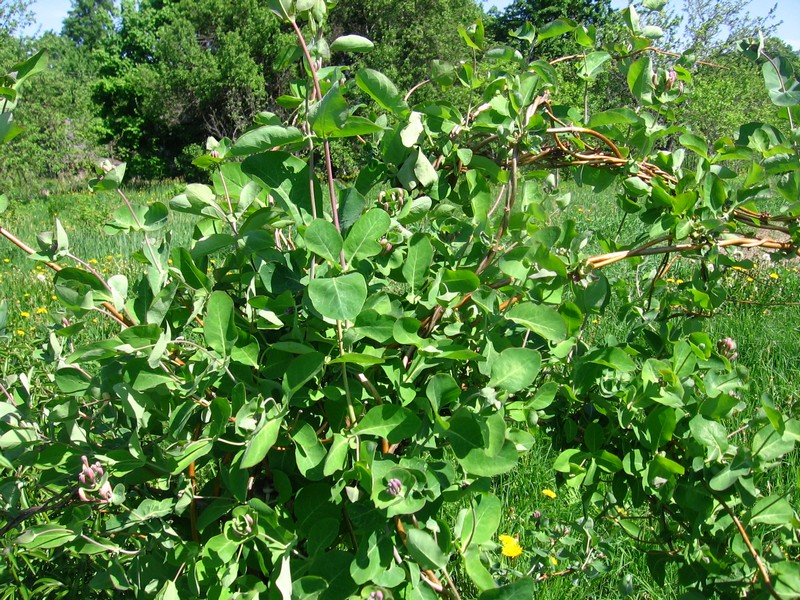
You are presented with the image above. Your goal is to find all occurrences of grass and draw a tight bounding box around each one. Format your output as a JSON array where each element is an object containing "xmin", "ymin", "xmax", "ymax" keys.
[{"xmin": 0, "ymin": 178, "xmax": 797, "ymax": 597}]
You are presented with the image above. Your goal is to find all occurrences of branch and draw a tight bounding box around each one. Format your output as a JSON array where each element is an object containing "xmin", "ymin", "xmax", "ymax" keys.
[
  {"xmin": 587, "ymin": 236, "xmax": 797, "ymax": 269},
  {"xmin": 708, "ymin": 488, "xmax": 782, "ymax": 600}
]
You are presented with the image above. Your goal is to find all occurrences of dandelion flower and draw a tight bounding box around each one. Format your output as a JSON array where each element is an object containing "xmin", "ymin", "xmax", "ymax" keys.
[
  {"xmin": 20, "ymin": 311, "xmax": 30, "ymax": 318},
  {"xmin": 36, "ymin": 308, "xmax": 47, "ymax": 314},
  {"xmin": 51, "ymin": 295, "xmax": 57, "ymax": 300},
  {"xmin": 2, "ymin": 258, "xmax": 9, "ymax": 263},
  {"xmin": 15, "ymin": 329, "xmax": 24, "ymax": 336},
  {"xmin": 88, "ymin": 259, "xmax": 98, "ymax": 264},
  {"xmin": 549, "ymin": 555, "xmax": 559, "ymax": 566},
  {"xmin": 769, "ymin": 272, "xmax": 779, "ymax": 279},
  {"xmin": 542, "ymin": 489, "xmax": 557, "ymax": 499},
  {"xmin": 499, "ymin": 534, "xmax": 523, "ymax": 558}
]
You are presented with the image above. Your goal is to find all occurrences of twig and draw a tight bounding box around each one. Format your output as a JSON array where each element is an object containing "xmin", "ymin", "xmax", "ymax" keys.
[{"xmin": 708, "ymin": 487, "xmax": 781, "ymax": 600}]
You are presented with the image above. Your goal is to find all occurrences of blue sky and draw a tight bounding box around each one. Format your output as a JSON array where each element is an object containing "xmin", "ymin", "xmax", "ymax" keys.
[{"xmin": 25, "ymin": 0, "xmax": 800, "ymax": 48}]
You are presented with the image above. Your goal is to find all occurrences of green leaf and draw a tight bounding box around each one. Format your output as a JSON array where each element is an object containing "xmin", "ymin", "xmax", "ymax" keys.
[
  {"xmin": 578, "ymin": 51, "xmax": 611, "ymax": 80},
  {"xmin": 406, "ymin": 528, "xmax": 448, "ymax": 570},
  {"xmin": 204, "ymin": 291, "xmax": 238, "ymax": 357},
  {"xmin": 352, "ymin": 405, "xmax": 422, "ymax": 443},
  {"xmin": 308, "ymin": 273, "xmax": 367, "ymax": 321},
  {"xmin": 304, "ymin": 219, "xmax": 343, "ymax": 265},
  {"xmin": 230, "ymin": 125, "xmax": 304, "ymax": 156},
  {"xmin": 293, "ymin": 422, "xmax": 327, "ymax": 479},
  {"xmin": 89, "ymin": 162, "xmax": 126, "ymax": 191},
  {"xmin": 402, "ymin": 233, "xmax": 434, "ymax": 295},
  {"xmin": 168, "ymin": 439, "xmax": 213, "ymax": 474},
  {"xmin": 241, "ymin": 412, "xmax": 282, "ymax": 469},
  {"xmin": 506, "ymin": 303, "xmax": 567, "ymax": 342},
  {"xmin": 355, "ymin": 68, "xmax": 409, "ymax": 116},
  {"xmin": 16, "ymin": 526, "xmax": 76, "ymax": 550},
  {"xmin": 644, "ymin": 405, "xmax": 677, "ymax": 449},
  {"xmin": 588, "ymin": 108, "xmax": 642, "ymax": 128},
  {"xmin": 488, "ymin": 348, "xmax": 542, "ymax": 393},
  {"xmin": 479, "ymin": 578, "xmax": 534, "ymax": 599},
  {"xmin": 343, "ymin": 208, "xmax": 390, "ymax": 262},
  {"xmin": 626, "ymin": 56, "xmax": 654, "ymax": 104},
  {"xmin": 330, "ymin": 35, "xmax": 374, "ymax": 53},
  {"xmin": 762, "ymin": 56, "xmax": 800, "ymax": 106},
  {"xmin": 54, "ymin": 267, "xmax": 111, "ymax": 310},
  {"xmin": 750, "ymin": 495, "xmax": 795, "ymax": 525},
  {"xmin": 285, "ymin": 352, "xmax": 325, "ymax": 392},
  {"xmin": 537, "ymin": 19, "xmax": 576, "ymax": 42},
  {"xmin": 325, "ymin": 116, "xmax": 385, "ymax": 138},
  {"xmin": 679, "ymin": 132, "xmax": 708, "ymax": 160},
  {"xmin": 398, "ymin": 148, "xmax": 438, "ymax": 191},
  {"xmin": 441, "ymin": 269, "xmax": 480, "ymax": 293},
  {"xmin": 459, "ymin": 493, "xmax": 502, "ymax": 546},
  {"xmin": 9, "ymin": 49, "xmax": 48, "ymax": 86},
  {"xmin": 309, "ymin": 82, "xmax": 349, "ymax": 137}
]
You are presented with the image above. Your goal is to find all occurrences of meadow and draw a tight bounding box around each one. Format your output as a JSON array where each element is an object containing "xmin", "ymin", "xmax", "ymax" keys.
[{"xmin": 1, "ymin": 177, "xmax": 797, "ymax": 598}]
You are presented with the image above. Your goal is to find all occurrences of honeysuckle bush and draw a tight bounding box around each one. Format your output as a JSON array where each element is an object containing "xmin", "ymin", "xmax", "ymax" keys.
[{"xmin": 1, "ymin": 1, "xmax": 799, "ymax": 598}]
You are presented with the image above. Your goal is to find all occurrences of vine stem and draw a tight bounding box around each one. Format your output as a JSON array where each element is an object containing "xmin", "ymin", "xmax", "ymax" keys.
[
  {"xmin": 289, "ymin": 17, "xmax": 345, "ymax": 267},
  {"xmin": 217, "ymin": 168, "xmax": 239, "ymax": 235},
  {"xmin": 709, "ymin": 488, "xmax": 782, "ymax": 600},
  {"xmin": 337, "ymin": 320, "xmax": 357, "ymax": 427}
]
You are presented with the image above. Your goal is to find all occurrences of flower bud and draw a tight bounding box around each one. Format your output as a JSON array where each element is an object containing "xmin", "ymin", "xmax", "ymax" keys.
[
  {"xmin": 717, "ymin": 337, "xmax": 738, "ymax": 360},
  {"xmin": 386, "ymin": 478, "xmax": 402, "ymax": 497}
]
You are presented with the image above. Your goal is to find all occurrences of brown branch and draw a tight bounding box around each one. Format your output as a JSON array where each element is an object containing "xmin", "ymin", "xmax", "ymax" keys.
[
  {"xmin": 546, "ymin": 126, "xmax": 623, "ymax": 159},
  {"xmin": 709, "ymin": 488, "xmax": 782, "ymax": 600},
  {"xmin": 587, "ymin": 236, "xmax": 797, "ymax": 269}
]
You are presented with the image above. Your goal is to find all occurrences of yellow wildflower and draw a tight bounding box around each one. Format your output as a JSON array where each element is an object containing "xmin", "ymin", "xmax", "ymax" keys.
[
  {"xmin": 542, "ymin": 489, "xmax": 557, "ymax": 499},
  {"xmin": 769, "ymin": 272, "xmax": 779, "ymax": 279},
  {"xmin": 498, "ymin": 534, "xmax": 523, "ymax": 559},
  {"xmin": 746, "ymin": 277, "xmax": 754, "ymax": 282},
  {"xmin": 15, "ymin": 329, "xmax": 24, "ymax": 336},
  {"xmin": 36, "ymin": 308, "xmax": 47, "ymax": 314},
  {"xmin": 676, "ymin": 278, "xmax": 684, "ymax": 284},
  {"xmin": 88, "ymin": 258, "xmax": 98, "ymax": 264},
  {"xmin": 549, "ymin": 555, "xmax": 559, "ymax": 566},
  {"xmin": 51, "ymin": 295, "xmax": 57, "ymax": 300},
  {"xmin": 105, "ymin": 255, "xmax": 113, "ymax": 260},
  {"xmin": 19, "ymin": 311, "xmax": 30, "ymax": 318},
  {"xmin": 2, "ymin": 258, "xmax": 9, "ymax": 263}
]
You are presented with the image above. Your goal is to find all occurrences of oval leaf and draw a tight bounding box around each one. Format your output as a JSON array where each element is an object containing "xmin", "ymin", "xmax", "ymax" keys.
[{"xmin": 308, "ymin": 273, "xmax": 367, "ymax": 321}]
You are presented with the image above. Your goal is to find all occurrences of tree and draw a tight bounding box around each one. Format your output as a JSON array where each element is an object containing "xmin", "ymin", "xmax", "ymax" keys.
[
  {"xmin": 62, "ymin": 0, "xmax": 117, "ymax": 50},
  {"xmin": 327, "ymin": 0, "xmax": 483, "ymax": 93},
  {"xmin": 641, "ymin": 0, "xmax": 779, "ymax": 56},
  {"xmin": 0, "ymin": 33, "xmax": 107, "ymax": 188},
  {"xmin": 0, "ymin": 0, "xmax": 32, "ymax": 34},
  {"xmin": 92, "ymin": 0, "xmax": 294, "ymax": 178}
]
